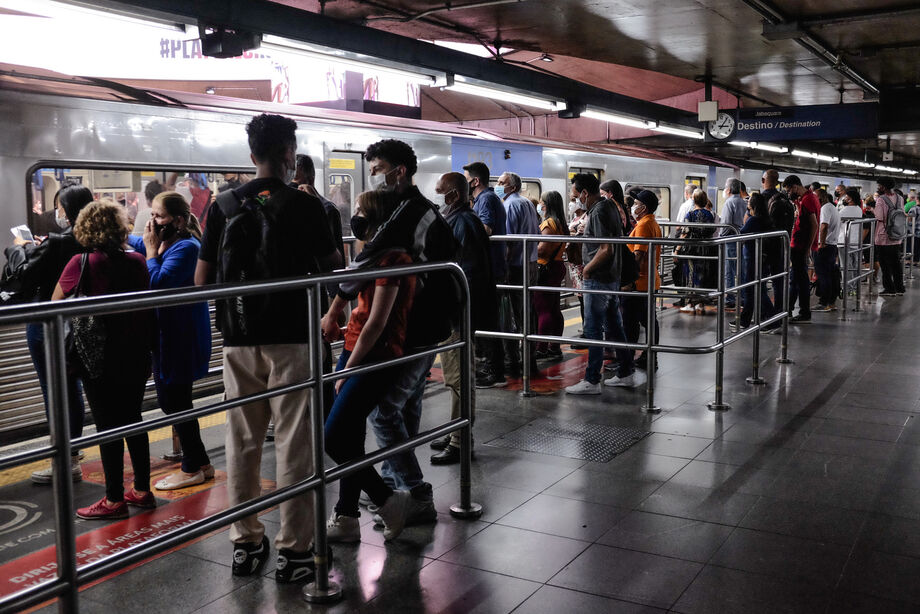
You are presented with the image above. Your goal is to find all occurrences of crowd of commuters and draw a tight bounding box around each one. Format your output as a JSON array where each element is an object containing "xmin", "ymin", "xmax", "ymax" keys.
[{"xmin": 5, "ymin": 110, "xmax": 915, "ymax": 586}]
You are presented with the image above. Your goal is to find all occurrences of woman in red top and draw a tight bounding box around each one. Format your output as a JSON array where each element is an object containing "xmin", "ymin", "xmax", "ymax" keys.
[
  {"xmin": 320, "ymin": 190, "xmax": 417, "ymax": 542},
  {"xmin": 55, "ymin": 200, "xmax": 156, "ymax": 520}
]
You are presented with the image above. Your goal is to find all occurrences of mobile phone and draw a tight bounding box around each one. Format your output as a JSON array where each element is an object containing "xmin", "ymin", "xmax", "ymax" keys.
[{"xmin": 11, "ymin": 225, "xmax": 33, "ymax": 242}]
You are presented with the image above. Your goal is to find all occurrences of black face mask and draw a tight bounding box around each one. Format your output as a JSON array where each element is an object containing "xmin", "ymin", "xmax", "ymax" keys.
[
  {"xmin": 153, "ymin": 221, "xmax": 178, "ymax": 241},
  {"xmin": 351, "ymin": 215, "xmax": 370, "ymax": 241}
]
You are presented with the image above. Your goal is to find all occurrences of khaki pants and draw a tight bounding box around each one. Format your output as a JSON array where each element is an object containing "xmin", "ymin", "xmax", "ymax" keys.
[
  {"xmin": 224, "ymin": 344, "xmax": 314, "ymax": 552},
  {"xmin": 439, "ymin": 331, "xmax": 475, "ymax": 448}
]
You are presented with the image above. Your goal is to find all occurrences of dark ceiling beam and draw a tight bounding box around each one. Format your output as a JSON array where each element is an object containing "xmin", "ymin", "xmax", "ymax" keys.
[
  {"xmin": 67, "ymin": 0, "xmax": 698, "ymax": 128},
  {"xmin": 741, "ymin": 0, "xmax": 880, "ymax": 97},
  {"xmin": 798, "ymin": 5, "xmax": 920, "ymax": 28}
]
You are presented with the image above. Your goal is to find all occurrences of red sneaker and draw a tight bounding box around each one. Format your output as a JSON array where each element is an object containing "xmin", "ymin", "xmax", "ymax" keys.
[
  {"xmin": 124, "ymin": 489, "xmax": 156, "ymax": 509},
  {"xmin": 76, "ymin": 498, "xmax": 128, "ymax": 520}
]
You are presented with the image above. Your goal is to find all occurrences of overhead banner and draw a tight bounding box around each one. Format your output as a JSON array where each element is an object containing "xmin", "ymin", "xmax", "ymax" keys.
[{"xmin": 733, "ymin": 103, "xmax": 878, "ymax": 141}]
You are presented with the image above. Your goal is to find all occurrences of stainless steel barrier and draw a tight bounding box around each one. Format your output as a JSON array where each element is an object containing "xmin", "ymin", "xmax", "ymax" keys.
[
  {"xmin": 485, "ymin": 229, "xmax": 791, "ymax": 412},
  {"xmin": 904, "ymin": 215, "xmax": 916, "ymax": 281},
  {"xmin": 0, "ymin": 261, "xmax": 480, "ymax": 613},
  {"xmin": 840, "ymin": 218, "xmax": 878, "ymax": 319}
]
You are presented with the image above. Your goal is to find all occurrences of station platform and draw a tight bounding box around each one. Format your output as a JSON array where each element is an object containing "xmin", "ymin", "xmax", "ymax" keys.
[{"xmin": 5, "ymin": 287, "xmax": 920, "ymax": 613}]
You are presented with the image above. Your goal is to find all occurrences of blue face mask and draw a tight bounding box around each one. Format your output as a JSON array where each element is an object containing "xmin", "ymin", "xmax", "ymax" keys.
[{"xmin": 494, "ymin": 185, "xmax": 505, "ymax": 199}]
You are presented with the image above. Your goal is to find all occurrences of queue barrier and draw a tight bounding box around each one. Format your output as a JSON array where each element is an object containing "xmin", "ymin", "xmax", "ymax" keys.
[
  {"xmin": 482, "ymin": 229, "xmax": 792, "ymax": 413},
  {"xmin": 904, "ymin": 215, "xmax": 916, "ymax": 281},
  {"xmin": 0, "ymin": 261, "xmax": 480, "ymax": 613},
  {"xmin": 840, "ymin": 217, "xmax": 878, "ymax": 318}
]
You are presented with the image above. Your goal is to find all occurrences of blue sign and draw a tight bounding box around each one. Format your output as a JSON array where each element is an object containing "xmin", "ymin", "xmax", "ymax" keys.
[
  {"xmin": 734, "ymin": 103, "xmax": 878, "ymax": 141},
  {"xmin": 451, "ymin": 137, "xmax": 543, "ymax": 178}
]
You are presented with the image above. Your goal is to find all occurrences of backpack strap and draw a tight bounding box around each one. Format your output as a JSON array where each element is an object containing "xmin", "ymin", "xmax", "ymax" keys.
[{"xmin": 216, "ymin": 189, "xmax": 244, "ymax": 219}]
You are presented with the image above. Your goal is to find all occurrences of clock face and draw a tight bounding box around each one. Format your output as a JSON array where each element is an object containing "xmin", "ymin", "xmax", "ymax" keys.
[{"xmin": 708, "ymin": 112, "xmax": 735, "ymax": 139}]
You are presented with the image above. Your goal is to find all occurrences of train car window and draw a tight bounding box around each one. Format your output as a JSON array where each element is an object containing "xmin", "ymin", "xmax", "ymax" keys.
[
  {"xmin": 567, "ymin": 167, "xmax": 604, "ymax": 182},
  {"xmin": 624, "ymin": 185, "xmax": 671, "ymax": 221},
  {"xmin": 328, "ymin": 174, "xmax": 354, "ymax": 222},
  {"xmin": 27, "ymin": 168, "xmax": 252, "ymax": 237}
]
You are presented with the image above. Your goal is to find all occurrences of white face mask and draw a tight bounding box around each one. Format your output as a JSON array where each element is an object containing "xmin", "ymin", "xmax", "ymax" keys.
[
  {"xmin": 431, "ymin": 193, "xmax": 446, "ymax": 209},
  {"xmin": 56, "ymin": 209, "xmax": 70, "ymax": 228},
  {"xmin": 368, "ymin": 173, "xmax": 387, "ymax": 191},
  {"xmin": 567, "ymin": 201, "xmax": 578, "ymax": 216},
  {"xmin": 537, "ymin": 204, "xmax": 546, "ymax": 218},
  {"xmin": 631, "ymin": 204, "xmax": 645, "ymax": 219}
]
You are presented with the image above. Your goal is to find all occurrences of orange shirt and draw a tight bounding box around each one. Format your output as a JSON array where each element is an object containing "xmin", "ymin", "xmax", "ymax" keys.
[
  {"xmin": 628, "ymin": 215, "xmax": 662, "ymax": 291},
  {"xmin": 537, "ymin": 218, "xmax": 565, "ymax": 265},
  {"xmin": 344, "ymin": 251, "xmax": 416, "ymax": 360}
]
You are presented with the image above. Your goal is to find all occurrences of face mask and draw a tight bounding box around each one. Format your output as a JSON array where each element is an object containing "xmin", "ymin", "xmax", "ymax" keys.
[
  {"xmin": 537, "ymin": 205, "xmax": 546, "ymax": 218},
  {"xmin": 431, "ymin": 193, "xmax": 446, "ymax": 210},
  {"xmin": 578, "ymin": 193, "xmax": 587, "ymax": 207},
  {"xmin": 368, "ymin": 168, "xmax": 396, "ymax": 192},
  {"xmin": 494, "ymin": 185, "xmax": 506, "ymax": 199},
  {"xmin": 56, "ymin": 209, "xmax": 70, "ymax": 229},
  {"xmin": 567, "ymin": 201, "xmax": 578, "ymax": 216},
  {"xmin": 631, "ymin": 205, "xmax": 644, "ymax": 219},
  {"xmin": 154, "ymin": 221, "xmax": 178, "ymax": 241},
  {"xmin": 468, "ymin": 179, "xmax": 477, "ymax": 193},
  {"xmin": 350, "ymin": 215, "xmax": 370, "ymax": 241}
]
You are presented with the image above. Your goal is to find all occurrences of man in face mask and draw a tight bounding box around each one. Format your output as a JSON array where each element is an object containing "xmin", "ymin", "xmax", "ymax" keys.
[{"xmin": 429, "ymin": 173, "xmax": 499, "ymax": 463}]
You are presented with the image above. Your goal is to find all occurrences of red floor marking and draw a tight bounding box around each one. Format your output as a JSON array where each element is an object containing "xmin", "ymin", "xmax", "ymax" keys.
[{"xmin": 79, "ymin": 455, "xmax": 228, "ymax": 500}]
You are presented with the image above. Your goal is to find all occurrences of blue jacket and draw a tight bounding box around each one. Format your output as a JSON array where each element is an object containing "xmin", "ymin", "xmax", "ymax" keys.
[
  {"xmin": 473, "ymin": 187, "xmax": 508, "ymax": 280},
  {"xmin": 503, "ymin": 192, "xmax": 540, "ymax": 268},
  {"xmin": 127, "ymin": 235, "xmax": 212, "ymax": 385}
]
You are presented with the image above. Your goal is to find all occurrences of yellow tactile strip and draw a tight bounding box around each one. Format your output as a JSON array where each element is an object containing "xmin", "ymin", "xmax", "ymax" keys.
[{"xmin": 0, "ymin": 412, "xmax": 226, "ymax": 487}]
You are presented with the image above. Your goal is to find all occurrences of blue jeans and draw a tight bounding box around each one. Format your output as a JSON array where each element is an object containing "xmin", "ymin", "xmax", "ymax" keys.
[
  {"xmin": 725, "ymin": 243, "xmax": 738, "ymax": 305},
  {"xmin": 26, "ymin": 322, "xmax": 86, "ymax": 443},
  {"xmin": 368, "ymin": 354, "xmax": 434, "ymax": 492},
  {"xmin": 326, "ymin": 350, "xmax": 400, "ymax": 517},
  {"xmin": 584, "ymin": 278, "xmax": 632, "ymax": 384}
]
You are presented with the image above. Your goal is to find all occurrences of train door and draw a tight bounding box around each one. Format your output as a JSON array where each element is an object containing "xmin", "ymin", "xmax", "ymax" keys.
[
  {"xmin": 326, "ymin": 151, "xmax": 365, "ymax": 245},
  {"xmin": 685, "ymin": 175, "xmax": 705, "ymax": 193}
]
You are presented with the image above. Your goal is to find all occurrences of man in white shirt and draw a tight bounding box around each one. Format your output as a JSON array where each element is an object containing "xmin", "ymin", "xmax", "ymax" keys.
[
  {"xmin": 814, "ymin": 196, "xmax": 842, "ymax": 311},
  {"xmin": 838, "ymin": 188, "xmax": 864, "ymax": 293},
  {"xmin": 671, "ymin": 184, "xmax": 696, "ymax": 306}
]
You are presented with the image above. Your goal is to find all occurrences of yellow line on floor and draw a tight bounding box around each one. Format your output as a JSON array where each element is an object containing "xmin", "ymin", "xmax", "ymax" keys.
[{"xmin": 0, "ymin": 412, "xmax": 226, "ymax": 487}]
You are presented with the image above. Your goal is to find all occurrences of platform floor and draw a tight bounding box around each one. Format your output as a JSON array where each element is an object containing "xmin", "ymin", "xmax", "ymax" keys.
[{"xmin": 7, "ymin": 281, "xmax": 920, "ymax": 613}]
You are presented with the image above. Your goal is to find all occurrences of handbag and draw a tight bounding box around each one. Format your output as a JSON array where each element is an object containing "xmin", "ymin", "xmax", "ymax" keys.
[
  {"xmin": 66, "ymin": 253, "xmax": 106, "ymax": 379},
  {"xmin": 564, "ymin": 241, "xmax": 583, "ymax": 266}
]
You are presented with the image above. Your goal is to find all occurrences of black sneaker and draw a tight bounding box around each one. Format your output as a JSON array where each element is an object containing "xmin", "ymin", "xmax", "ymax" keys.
[
  {"xmin": 475, "ymin": 373, "xmax": 507, "ymax": 389},
  {"xmin": 790, "ymin": 314, "xmax": 811, "ymax": 323},
  {"xmin": 232, "ymin": 536, "xmax": 269, "ymax": 577},
  {"xmin": 275, "ymin": 546, "xmax": 333, "ymax": 584}
]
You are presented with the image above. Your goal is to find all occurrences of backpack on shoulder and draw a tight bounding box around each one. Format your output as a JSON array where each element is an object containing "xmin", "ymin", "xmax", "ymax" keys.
[
  {"xmin": 768, "ymin": 193, "xmax": 796, "ymax": 235},
  {"xmin": 214, "ymin": 188, "xmax": 291, "ymax": 340},
  {"xmin": 880, "ymin": 194, "xmax": 908, "ymax": 242}
]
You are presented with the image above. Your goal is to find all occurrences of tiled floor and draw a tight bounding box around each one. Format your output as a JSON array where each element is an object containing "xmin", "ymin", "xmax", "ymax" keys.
[{"xmin": 31, "ymin": 285, "xmax": 920, "ymax": 612}]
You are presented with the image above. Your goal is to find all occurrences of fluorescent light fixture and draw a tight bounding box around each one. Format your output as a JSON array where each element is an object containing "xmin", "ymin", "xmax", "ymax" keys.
[
  {"xmin": 539, "ymin": 54, "xmax": 554, "ymax": 62},
  {"xmin": 904, "ymin": 170, "xmax": 918, "ymax": 175},
  {"xmin": 875, "ymin": 165, "xmax": 904, "ymax": 173},
  {"xmin": 261, "ymin": 36, "xmax": 439, "ymax": 85},
  {"xmin": 791, "ymin": 149, "xmax": 838, "ymax": 162},
  {"xmin": 840, "ymin": 158, "xmax": 875, "ymax": 168},
  {"xmin": 729, "ymin": 141, "xmax": 752, "ymax": 147},
  {"xmin": 582, "ymin": 109, "xmax": 656, "ymax": 129},
  {"xmin": 652, "ymin": 124, "xmax": 704, "ymax": 139},
  {"xmin": 752, "ymin": 142, "xmax": 788, "ymax": 153},
  {"xmin": 444, "ymin": 81, "xmax": 562, "ymax": 110}
]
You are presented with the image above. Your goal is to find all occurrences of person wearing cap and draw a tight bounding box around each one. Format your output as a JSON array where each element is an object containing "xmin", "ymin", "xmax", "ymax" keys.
[{"xmin": 621, "ymin": 190, "xmax": 662, "ymax": 375}]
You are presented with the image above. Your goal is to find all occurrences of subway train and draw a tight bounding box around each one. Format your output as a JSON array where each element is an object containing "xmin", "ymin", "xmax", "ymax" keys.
[{"xmin": 0, "ymin": 74, "xmax": 909, "ymax": 442}]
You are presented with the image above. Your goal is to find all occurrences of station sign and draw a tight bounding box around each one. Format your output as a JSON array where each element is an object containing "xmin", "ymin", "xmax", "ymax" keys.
[{"xmin": 716, "ymin": 103, "xmax": 879, "ymax": 142}]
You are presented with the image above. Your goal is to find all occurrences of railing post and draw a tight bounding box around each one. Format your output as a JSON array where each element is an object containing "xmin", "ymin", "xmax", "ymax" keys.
[
  {"xmin": 709, "ymin": 242, "xmax": 731, "ymax": 411},
  {"xmin": 841, "ymin": 223, "xmax": 850, "ymax": 320},
  {"xmin": 520, "ymin": 238, "xmax": 535, "ymax": 397},
  {"xmin": 451, "ymin": 266, "xmax": 483, "ymax": 519},
  {"xmin": 868, "ymin": 219, "xmax": 877, "ymax": 297},
  {"xmin": 776, "ymin": 235, "xmax": 793, "ymax": 364},
  {"xmin": 45, "ymin": 316, "xmax": 78, "ymax": 614},
  {"xmin": 303, "ymin": 285, "xmax": 341, "ymax": 604},
  {"xmin": 733, "ymin": 233, "xmax": 741, "ymax": 329},
  {"xmin": 747, "ymin": 237, "xmax": 765, "ymax": 385},
  {"xmin": 908, "ymin": 216, "xmax": 916, "ymax": 280},
  {"xmin": 642, "ymin": 238, "xmax": 660, "ymax": 413}
]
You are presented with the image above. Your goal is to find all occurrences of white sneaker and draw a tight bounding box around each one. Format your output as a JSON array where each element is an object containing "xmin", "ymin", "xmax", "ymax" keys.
[
  {"xmin": 604, "ymin": 370, "xmax": 648, "ymax": 388},
  {"xmin": 376, "ymin": 490, "xmax": 412, "ymax": 541},
  {"xmin": 31, "ymin": 460, "xmax": 82, "ymax": 484},
  {"xmin": 679, "ymin": 304, "xmax": 695, "ymax": 313},
  {"xmin": 325, "ymin": 512, "xmax": 361, "ymax": 543},
  {"xmin": 565, "ymin": 380, "xmax": 602, "ymax": 395}
]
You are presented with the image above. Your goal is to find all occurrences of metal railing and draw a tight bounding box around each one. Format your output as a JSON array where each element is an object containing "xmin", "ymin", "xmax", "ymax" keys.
[
  {"xmin": 904, "ymin": 215, "xmax": 916, "ymax": 280},
  {"xmin": 840, "ymin": 217, "xmax": 877, "ymax": 318},
  {"xmin": 483, "ymin": 229, "xmax": 791, "ymax": 412},
  {"xmin": 0, "ymin": 262, "xmax": 480, "ymax": 613}
]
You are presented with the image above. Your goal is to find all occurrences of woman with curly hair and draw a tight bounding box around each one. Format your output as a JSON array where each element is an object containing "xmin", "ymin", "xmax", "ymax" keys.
[{"xmin": 53, "ymin": 199, "xmax": 156, "ymax": 520}]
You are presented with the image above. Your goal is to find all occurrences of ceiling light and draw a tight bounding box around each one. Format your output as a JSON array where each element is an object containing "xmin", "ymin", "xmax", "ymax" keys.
[
  {"xmin": 875, "ymin": 165, "xmax": 904, "ymax": 173},
  {"xmin": 539, "ymin": 54, "xmax": 554, "ymax": 62},
  {"xmin": 729, "ymin": 141, "xmax": 753, "ymax": 147},
  {"xmin": 652, "ymin": 124, "xmax": 704, "ymax": 139},
  {"xmin": 444, "ymin": 81, "xmax": 562, "ymax": 110},
  {"xmin": 791, "ymin": 149, "xmax": 838, "ymax": 162},
  {"xmin": 261, "ymin": 36, "xmax": 439, "ymax": 85},
  {"xmin": 8, "ymin": 0, "xmax": 190, "ymax": 32},
  {"xmin": 903, "ymin": 170, "xmax": 918, "ymax": 175},
  {"xmin": 582, "ymin": 109, "xmax": 656, "ymax": 129},
  {"xmin": 204, "ymin": 86, "xmax": 216, "ymax": 95},
  {"xmin": 840, "ymin": 159, "xmax": 875, "ymax": 168},
  {"xmin": 752, "ymin": 143, "xmax": 788, "ymax": 153}
]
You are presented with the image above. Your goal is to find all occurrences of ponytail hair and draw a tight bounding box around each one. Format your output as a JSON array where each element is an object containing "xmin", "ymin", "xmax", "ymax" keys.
[{"xmin": 152, "ymin": 191, "xmax": 201, "ymax": 240}]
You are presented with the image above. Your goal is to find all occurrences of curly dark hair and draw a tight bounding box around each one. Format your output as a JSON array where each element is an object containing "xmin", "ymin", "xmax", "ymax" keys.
[
  {"xmin": 246, "ymin": 113, "xmax": 297, "ymax": 162},
  {"xmin": 365, "ymin": 139, "xmax": 418, "ymax": 177},
  {"xmin": 74, "ymin": 199, "xmax": 130, "ymax": 253}
]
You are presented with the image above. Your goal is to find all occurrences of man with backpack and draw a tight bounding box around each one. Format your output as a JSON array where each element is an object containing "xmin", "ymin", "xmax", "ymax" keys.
[
  {"xmin": 874, "ymin": 176, "xmax": 907, "ymax": 296},
  {"xmin": 195, "ymin": 113, "xmax": 342, "ymax": 583}
]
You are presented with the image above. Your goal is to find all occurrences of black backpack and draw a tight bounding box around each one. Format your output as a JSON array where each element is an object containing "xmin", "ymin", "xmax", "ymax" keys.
[
  {"xmin": 214, "ymin": 188, "xmax": 293, "ymax": 340},
  {"xmin": 768, "ymin": 193, "xmax": 796, "ymax": 235}
]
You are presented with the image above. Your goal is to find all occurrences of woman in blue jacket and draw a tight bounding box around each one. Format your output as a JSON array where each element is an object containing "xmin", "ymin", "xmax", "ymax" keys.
[{"xmin": 128, "ymin": 191, "xmax": 213, "ymax": 489}]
